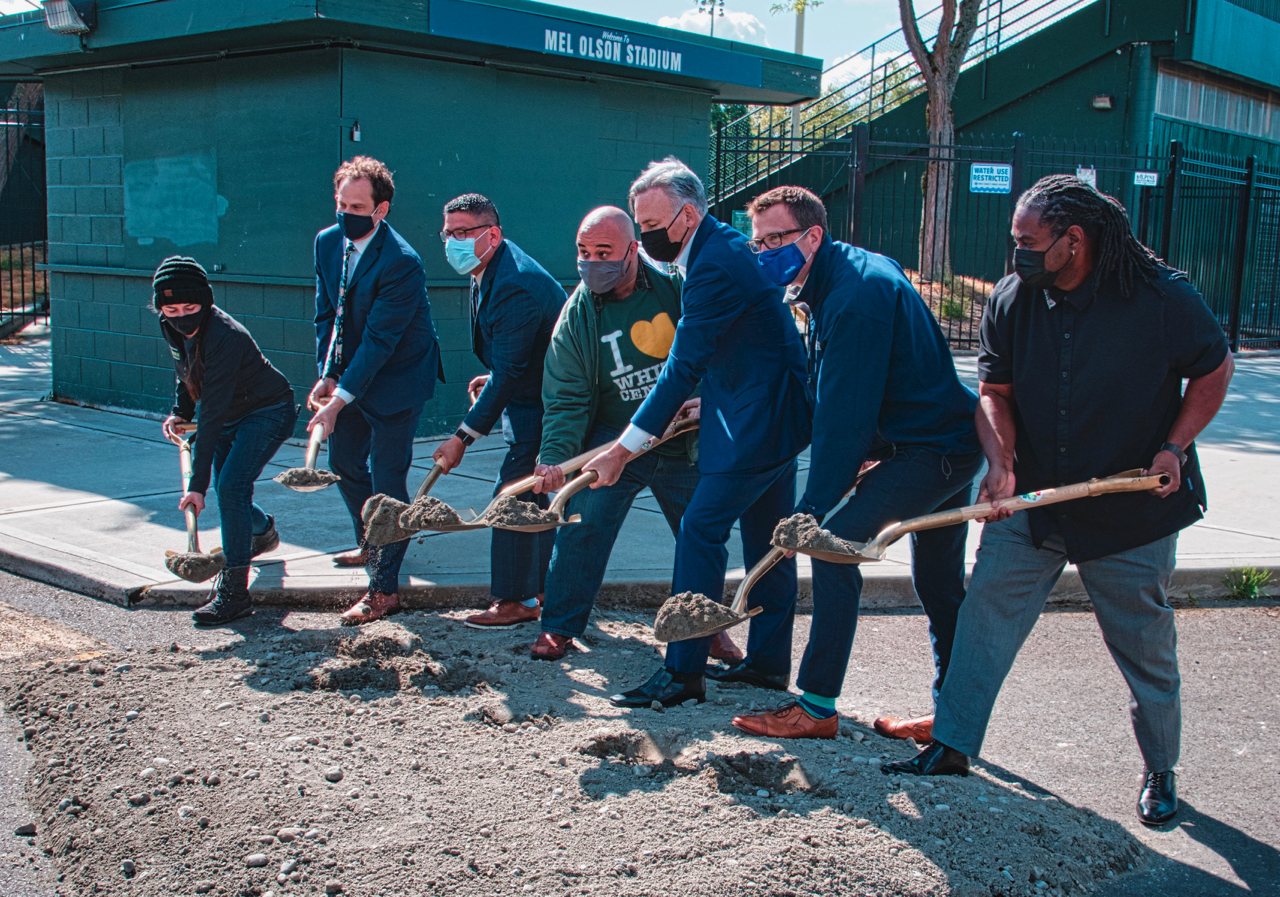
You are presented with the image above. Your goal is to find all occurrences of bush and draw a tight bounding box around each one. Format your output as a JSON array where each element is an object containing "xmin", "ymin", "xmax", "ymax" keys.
[{"xmin": 1222, "ymin": 567, "xmax": 1273, "ymax": 600}]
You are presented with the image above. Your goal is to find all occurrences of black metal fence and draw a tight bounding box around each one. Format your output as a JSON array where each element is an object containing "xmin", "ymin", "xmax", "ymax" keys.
[
  {"xmin": 0, "ymin": 84, "xmax": 48, "ymax": 339},
  {"xmin": 710, "ymin": 126, "xmax": 1280, "ymax": 351}
]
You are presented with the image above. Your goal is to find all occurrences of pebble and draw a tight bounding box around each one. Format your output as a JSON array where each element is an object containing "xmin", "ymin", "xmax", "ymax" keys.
[
  {"xmin": 277, "ymin": 827, "xmax": 304, "ymax": 842},
  {"xmin": 21, "ymin": 727, "xmax": 35, "ymax": 740},
  {"xmin": 633, "ymin": 765, "xmax": 652, "ymax": 778},
  {"xmin": 116, "ymin": 664, "xmax": 131, "ymax": 673},
  {"xmin": 121, "ymin": 859, "xmax": 136, "ymax": 877},
  {"xmin": 409, "ymin": 759, "xmax": 421, "ymax": 770},
  {"xmin": 88, "ymin": 662, "xmax": 106, "ymax": 675},
  {"xmin": 324, "ymin": 766, "xmax": 344, "ymax": 783},
  {"xmin": 177, "ymin": 806, "xmax": 197, "ymax": 819},
  {"xmin": 650, "ymin": 700, "xmax": 664, "ymax": 712},
  {"xmin": 935, "ymin": 804, "xmax": 951, "ymax": 811},
  {"xmin": 260, "ymin": 712, "xmax": 271, "ymax": 723},
  {"xmin": 280, "ymin": 859, "xmax": 298, "ymax": 874},
  {"xmin": 13, "ymin": 823, "xmax": 36, "ymax": 836},
  {"xmin": 127, "ymin": 792, "xmax": 150, "ymax": 806},
  {"xmin": 842, "ymin": 801, "xmax": 857, "ymax": 812},
  {"xmin": 125, "ymin": 711, "xmax": 139, "ymax": 722},
  {"xmin": 195, "ymin": 883, "xmax": 215, "ymax": 894},
  {"xmin": 215, "ymin": 701, "xmax": 235, "ymax": 711},
  {"xmin": 139, "ymin": 767, "xmax": 156, "ymax": 779},
  {"xmin": 756, "ymin": 789, "xmax": 770, "ymax": 798},
  {"xmin": 325, "ymin": 883, "xmax": 343, "ymax": 895},
  {"xmin": 45, "ymin": 758, "xmax": 64, "ymax": 768},
  {"xmin": 245, "ymin": 853, "xmax": 269, "ymax": 868}
]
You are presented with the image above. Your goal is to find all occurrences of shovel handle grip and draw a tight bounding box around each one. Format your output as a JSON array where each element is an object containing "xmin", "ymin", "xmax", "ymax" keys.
[
  {"xmin": 305, "ymin": 421, "xmax": 327, "ymax": 470},
  {"xmin": 414, "ymin": 463, "xmax": 446, "ymax": 502}
]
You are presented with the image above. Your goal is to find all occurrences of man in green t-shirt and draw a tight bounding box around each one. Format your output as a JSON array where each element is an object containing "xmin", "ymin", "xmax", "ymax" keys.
[{"xmin": 527, "ymin": 206, "xmax": 741, "ymax": 663}]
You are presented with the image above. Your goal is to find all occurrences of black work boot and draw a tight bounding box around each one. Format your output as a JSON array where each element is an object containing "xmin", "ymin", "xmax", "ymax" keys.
[
  {"xmin": 192, "ymin": 565, "xmax": 253, "ymax": 626},
  {"xmin": 251, "ymin": 515, "xmax": 280, "ymax": 558}
]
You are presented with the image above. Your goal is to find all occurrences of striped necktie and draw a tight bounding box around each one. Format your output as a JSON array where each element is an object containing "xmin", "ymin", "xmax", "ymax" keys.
[{"xmin": 322, "ymin": 242, "xmax": 356, "ymax": 379}]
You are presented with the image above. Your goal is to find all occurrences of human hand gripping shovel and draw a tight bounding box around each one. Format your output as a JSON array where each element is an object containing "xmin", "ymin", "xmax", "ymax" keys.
[
  {"xmin": 163, "ymin": 424, "xmax": 226, "ymax": 583},
  {"xmin": 274, "ymin": 412, "xmax": 340, "ymax": 493},
  {"xmin": 773, "ymin": 469, "xmax": 1170, "ymax": 564}
]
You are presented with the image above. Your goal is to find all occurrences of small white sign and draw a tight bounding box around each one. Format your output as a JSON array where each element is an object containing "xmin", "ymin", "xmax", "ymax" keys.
[
  {"xmin": 1134, "ymin": 171, "xmax": 1159, "ymax": 187},
  {"xmin": 1075, "ymin": 166, "xmax": 1097, "ymax": 187},
  {"xmin": 970, "ymin": 163, "xmax": 1013, "ymax": 194}
]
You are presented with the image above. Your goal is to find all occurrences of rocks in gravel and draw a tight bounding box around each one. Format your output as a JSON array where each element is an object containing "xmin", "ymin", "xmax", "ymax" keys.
[
  {"xmin": 325, "ymin": 883, "xmax": 344, "ymax": 895},
  {"xmin": 203, "ymin": 773, "xmax": 221, "ymax": 787},
  {"xmin": 120, "ymin": 859, "xmax": 136, "ymax": 877},
  {"xmin": 13, "ymin": 822, "xmax": 36, "ymax": 836},
  {"xmin": 126, "ymin": 792, "xmax": 150, "ymax": 806},
  {"xmin": 195, "ymin": 883, "xmax": 215, "ymax": 894},
  {"xmin": 280, "ymin": 859, "xmax": 298, "ymax": 874},
  {"xmin": 277, "ymin": 827, "xmax": 304, "ymax": 842},
  {"xmin": 245, "ymin": 853, "xmax": 269, "ymax": 867},
  {"xmin": 324, "ymin": 766, "xmax": 344, "ymax": 783}
]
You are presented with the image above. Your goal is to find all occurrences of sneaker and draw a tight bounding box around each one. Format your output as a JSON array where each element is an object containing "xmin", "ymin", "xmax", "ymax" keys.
[{"xmin": 251, "ymin": 515, "xmax": 280, "ymax": 559}]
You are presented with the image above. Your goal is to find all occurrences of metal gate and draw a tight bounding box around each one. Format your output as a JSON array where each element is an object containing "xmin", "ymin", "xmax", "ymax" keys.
[{"xmin": 0, "ymin": 83, "xmax": 48, "ymax": 339}]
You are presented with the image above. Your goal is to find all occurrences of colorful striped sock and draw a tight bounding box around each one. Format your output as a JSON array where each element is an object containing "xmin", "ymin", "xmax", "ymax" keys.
[{"xmin": 798, "ymin": 692, "xmax": 837, "ymax": 719}]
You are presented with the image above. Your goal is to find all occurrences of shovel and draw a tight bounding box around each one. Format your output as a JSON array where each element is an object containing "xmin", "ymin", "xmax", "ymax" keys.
[
  {"xmin": 163, "ymin": 424, "xmax": 226, "ymax": 583},
  {"xmin": 274, "ymin": 419, "xmax": 339, "ymax": 492},
  {"xmin": 775, "ymin": 469, "xmax": 1171, "ymax": 564}
]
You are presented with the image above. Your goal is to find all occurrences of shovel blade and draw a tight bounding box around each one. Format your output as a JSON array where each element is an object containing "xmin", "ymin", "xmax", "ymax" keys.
[
  {"xmin": 654, "ymin": 606, "xmax": 761, "ymax": 643},
  {"xmin": 782, "ymin": 543, "xmax": 883, "ymax": 564},
  {"xmin": 164, "ymin": 551, "xmax": 226, "ymax": 583},
  {"xmin": 491, "ymin": 513, "xmax": 582, "ymax": 533}
]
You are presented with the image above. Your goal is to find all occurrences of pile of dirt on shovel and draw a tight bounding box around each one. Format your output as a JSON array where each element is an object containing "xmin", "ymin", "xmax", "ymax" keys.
[
  {"xmin": 773, "ymin": 513, "xmax": 860, "ymax": 555},
  {"xmin": 163, "ymin": 552, "xmax": 224, "ymax": 583},
  {"xmin": 361, "ymin": 494, "xmax": 415, "ymax": 545},
  {"xmin": 482, "ymin": 495, "xmax": 561, "ymax": 527},
  {"xmin": 399, "ymin": 496, "xmax": 464, "ymax": 530},
  {"xmin": 653, "ymin": 591, "xmax": 742, "ymax": 642},
  {"xmin": 274, "ymin": 467, "xmax": 340, "ymax": 488}
]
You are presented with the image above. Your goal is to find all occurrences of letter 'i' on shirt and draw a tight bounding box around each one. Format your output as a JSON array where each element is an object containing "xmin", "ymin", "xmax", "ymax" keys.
[{"xmin": 596, "ymin": 284, "xmax": 683, "ymax": 453}]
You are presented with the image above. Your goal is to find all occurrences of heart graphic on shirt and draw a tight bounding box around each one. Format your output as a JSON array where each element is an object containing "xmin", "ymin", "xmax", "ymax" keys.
[{"xmin": 630, "ymin": 312, "xmax": 676, "ymax": 359}]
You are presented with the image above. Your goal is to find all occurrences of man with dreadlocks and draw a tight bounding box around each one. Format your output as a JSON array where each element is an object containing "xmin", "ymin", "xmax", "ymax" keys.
[{"xmin": 884, "ymin": 175, "xmax": 1233, "ymax": 828}]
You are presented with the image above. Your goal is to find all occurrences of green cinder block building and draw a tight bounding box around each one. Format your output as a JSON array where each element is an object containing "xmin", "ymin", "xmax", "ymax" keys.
[{"xmin": 0, "ymin": 0, "xmax": 820, "ymax": 432}]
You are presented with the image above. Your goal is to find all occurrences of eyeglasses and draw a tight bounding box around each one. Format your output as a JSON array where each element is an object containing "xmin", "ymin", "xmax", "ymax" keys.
[
  {"xmin": 747, "ymin": 229, "xmax": 803, "ymax": 253},
  {"xmin": 439, "ymin": 224, "xmax": 493, "ymax": 243}
]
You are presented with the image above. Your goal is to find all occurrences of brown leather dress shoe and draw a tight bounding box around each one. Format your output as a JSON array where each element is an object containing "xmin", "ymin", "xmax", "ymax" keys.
[
  {"xmin": 530, "ymin": 632, "xmax": 572, "ymax": 660},
  {"xmin": 732, "ymin": 701, "xmax": 838, "ymax": 740},
  {"xmin": 465, "ymin": 599, "xmax": 541, "ymax": 629},
  {"xmin": 710, "ymin": 630, "xmax": 745, "ymax": 664},
  {"xmin": 340, "ymin": 591, "xmax": 400, "ymax": 626},
  {"xmin": 874, "ymin": 714, "xmax": 934, "ymax": 744},
  {"xmin": 333, "ymin": 546, "xmax": 370, "ymax": 568}
]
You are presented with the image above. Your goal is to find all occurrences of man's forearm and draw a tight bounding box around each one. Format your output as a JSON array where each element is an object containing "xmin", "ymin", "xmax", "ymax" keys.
[
  {"xmin": 1168, "ymin": 353, "xmax": 1234, "ymax": 449},
  {"xmin": 976, "ymin": 391, "xmax": 1017, "ymax": 471}
]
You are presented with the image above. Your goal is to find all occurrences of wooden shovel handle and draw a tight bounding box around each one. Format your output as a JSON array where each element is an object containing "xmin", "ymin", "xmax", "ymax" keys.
[
  {"xmin": 876, "ymin": 471, "xmax": 1170, "ymax": 545},
  {"xmin": 305, "ymin": 422, "xmax": 326, "ymax": 470},
  {"xmin": 414, "ymin": 463, "xmax": 446, "ymax": 502}
]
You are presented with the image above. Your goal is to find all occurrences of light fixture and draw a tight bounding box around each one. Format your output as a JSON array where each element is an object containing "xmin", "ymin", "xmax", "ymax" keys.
[
  {"xmin": 41, "ymin": 0, "xmax": 95, "ymax": 35},
  {"xmin": 1090, "ymin": 94, "xmax": 1113, "ymax": 110}
]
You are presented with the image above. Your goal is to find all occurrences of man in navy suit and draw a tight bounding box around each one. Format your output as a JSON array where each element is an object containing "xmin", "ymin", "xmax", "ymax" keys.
[
  {"xmin": 432, "ymin": 194, "xmax": 567, "ymax": 628},
  {"xmin": 730, "ymin": 186, "xmax": 981, "ymax": 740},
  {"xmin": 308, "ymin": 156, "xmax": 444, "ymax": 626},
  {"xmin": 585, "ymin": 158, "xmax": 813, "ymax": 708}
]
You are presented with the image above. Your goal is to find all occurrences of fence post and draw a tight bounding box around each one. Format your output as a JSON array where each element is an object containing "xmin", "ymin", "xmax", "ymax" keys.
[
  {"xmin": 713, "ymin": 127, "xmax": 724, "ymax": 219},
  {"xmin": 1227, "ymin": 154, "xmax": 1257, "ymax": 352},
  {"xmin": 1160, "ymin": 139, "xmax": 1183, "ymax": 265},
  {"xmin": 848, "ymin": 123, "xmax": 870, "ymax": 246},
  {"xmin": 1005, "ymin": 131, "xmax": 1027, "ymax": 276}
]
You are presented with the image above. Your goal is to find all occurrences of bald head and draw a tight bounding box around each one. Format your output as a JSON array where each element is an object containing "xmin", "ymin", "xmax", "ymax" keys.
[
  {"xmin": 576, "ymin": 206, "xmax": 640, "ymax": 298},
  {"xmin": 578, "ymin": 206, "xmax": 635, "ymax": 246}
]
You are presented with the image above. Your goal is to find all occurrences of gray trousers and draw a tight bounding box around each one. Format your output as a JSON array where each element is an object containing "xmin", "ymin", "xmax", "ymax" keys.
[{"xmin": 933, "ymin": 510, "xmax": 1181, "ymax": 772}]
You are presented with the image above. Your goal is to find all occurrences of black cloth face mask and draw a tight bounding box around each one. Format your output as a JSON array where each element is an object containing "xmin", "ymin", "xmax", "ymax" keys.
[
  {"xmin": 165, "ymin": 310, "xmax": 204, "ymax": 336},
  {"xmin": 640, "ymin": 207, "xmax": 689, "ymax": 263},
  {"xmin": 1013, "ymin": 232, "xmax": 1067, "ymax": 290},
  {"xmin": 337, "ymin": 211, "xmax": 376, "ymax": 241}
]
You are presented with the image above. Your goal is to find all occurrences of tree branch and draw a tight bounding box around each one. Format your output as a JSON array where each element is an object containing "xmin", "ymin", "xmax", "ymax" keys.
[
  {"xmin": 898, "ymin": 0, "xmax": 938, "ymax": 88},
  {"xmin": 943, "ymin": 0, "xmax": 982, "ymax": 90},
  {"xmin": 934, "ymin": 0, "xmax": 957, "ymax": 70}
]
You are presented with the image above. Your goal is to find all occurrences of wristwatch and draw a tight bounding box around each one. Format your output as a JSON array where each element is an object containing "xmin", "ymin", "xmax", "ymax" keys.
[
  {"xmin": 1159, "ymin": 442, "xmax": 1187, "ymax": 466},
  {"xmin": 454, "ymin": 428, "xmax": 475, "ymax": 447}
]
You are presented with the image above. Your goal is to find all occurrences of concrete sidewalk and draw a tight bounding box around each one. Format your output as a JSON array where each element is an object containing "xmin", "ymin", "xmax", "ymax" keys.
[{"xmin": 2, "ymin": 324, "xmax": 1278, "ymax": 609}]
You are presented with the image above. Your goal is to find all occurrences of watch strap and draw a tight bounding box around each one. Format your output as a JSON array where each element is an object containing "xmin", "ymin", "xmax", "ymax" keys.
[
  {"xmin": 1159, "ymin": 442, "xmax": 1187, "ymax": 466},
  {"xmin": 455, "ymin": 428, "xmax": 475, "ymax": 447}
]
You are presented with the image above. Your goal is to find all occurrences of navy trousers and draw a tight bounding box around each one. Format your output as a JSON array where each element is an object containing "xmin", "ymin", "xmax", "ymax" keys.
[
  {"xmin": 491, "ymin": 403, "xmax": 554, "ymax": 601},
  {"xmin": 664, "ymin": 458, "xmax": 799, "ymax": 677},
  {"xmin": 328, "ymin": 399, "xmax": 423, "ymax": 595},
  {"xmin": 795, "ymin": 446, "xmax": 984, "ymax": 701}
]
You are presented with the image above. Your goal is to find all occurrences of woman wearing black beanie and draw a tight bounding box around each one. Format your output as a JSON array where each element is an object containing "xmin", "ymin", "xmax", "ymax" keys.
[{"xmin": 155, "ymin": 256, "xmax": 298, "ymax": 625}]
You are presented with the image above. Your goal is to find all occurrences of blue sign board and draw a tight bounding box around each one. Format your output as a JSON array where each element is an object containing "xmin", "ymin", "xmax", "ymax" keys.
[
  {"xmin": 430, "ymin": 0, "xmax": 764, "ymax": 88},
  {"xmin": 969, "ymin": 163, "xmax": 1013, "ymax": 194}
]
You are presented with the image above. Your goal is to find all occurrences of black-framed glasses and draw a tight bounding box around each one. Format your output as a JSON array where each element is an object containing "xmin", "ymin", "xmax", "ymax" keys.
[
  {"xmin": 439, "ymin": 224, "xmax": 493, "ymax": 243},
  {"xmin": 747, "ymin": 229, "xmax": 803, "ymax": 253}
]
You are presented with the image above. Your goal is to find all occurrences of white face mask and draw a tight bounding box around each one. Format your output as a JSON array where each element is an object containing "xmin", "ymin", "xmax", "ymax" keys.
[{"xmin": 446, "ymin": 236, "xmax": 488, "ymax": 275}]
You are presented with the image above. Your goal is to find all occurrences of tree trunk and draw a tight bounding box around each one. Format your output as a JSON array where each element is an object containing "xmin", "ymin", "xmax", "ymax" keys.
[{"xmin": 920, "ymin": 99, "xmax": 955, "ymax": 282}]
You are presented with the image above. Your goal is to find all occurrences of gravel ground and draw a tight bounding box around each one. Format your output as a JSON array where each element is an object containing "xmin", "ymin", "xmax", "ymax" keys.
[{"xmin": 0, "ymin": 571, "xmax": 1275, "ymax": 897}]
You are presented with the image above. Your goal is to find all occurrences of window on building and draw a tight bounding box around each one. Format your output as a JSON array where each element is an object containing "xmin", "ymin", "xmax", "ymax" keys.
[{"xmin": 1156, "ymin": 64, "xmax": 1280, "ymax": 142}]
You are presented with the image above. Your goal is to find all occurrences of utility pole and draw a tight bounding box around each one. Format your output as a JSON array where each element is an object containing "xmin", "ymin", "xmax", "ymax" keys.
[
  {"xmin": 698, "ymin": 0, "xmax": 725, "ymax": 38},
  {"xmin": 791, "ymin": 6, "xmax": 805, "ymax": 151}
]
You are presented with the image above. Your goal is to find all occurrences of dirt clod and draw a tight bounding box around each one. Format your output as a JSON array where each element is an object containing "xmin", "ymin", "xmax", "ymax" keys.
[
  {"xmin": 653, "ymin": 592, "xmax": 744, "ymax": 642},
  {"xmin": 772, "ymin": 513, "xmax": 860, "ymax": 555},
  {"xmin": 398, "ymin": 496, "xmax": 464, "ymax": 530},
  {"xmin": 163, "ymin": 552, "xmax": 224, "ymax": 583},
  {"xmin": 273, "ymin": 467, "xmax": 340, "ymax": 488},
  {"xmin": 481, "ymin": 495, "xmax": 560, "ymax": 527},
  {"xmin": 361, "ymin": 495, "xmax": 415, "ymax": 545}
]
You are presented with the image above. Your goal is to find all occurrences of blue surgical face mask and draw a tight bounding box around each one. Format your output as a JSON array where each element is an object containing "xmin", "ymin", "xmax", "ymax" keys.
[
  {"xmin": 446, "ymin": 235, "xmax": 493, "ymax": 275},
  {"xmin": 756, "ymin": 228, "xmax": 813, "ymax": 286}
]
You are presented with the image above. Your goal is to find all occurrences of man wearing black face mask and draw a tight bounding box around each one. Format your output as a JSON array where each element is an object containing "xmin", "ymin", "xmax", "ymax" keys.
[
  {"xmin": 525, "ymin": 206, "xmax": 737, "ymax": 661},
  {"xmin": 885, "ymin": 175, "xmax": 1233, "ymax": 831},
  {"xmin": 309, "ymin": 156, "xmax": 444, "ymax": 625}
]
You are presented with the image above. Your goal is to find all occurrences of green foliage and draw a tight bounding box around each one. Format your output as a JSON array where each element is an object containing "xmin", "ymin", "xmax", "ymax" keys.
[
  {"xmin": 711, "ymin": 103, "xmax": 750, "ymax": 133},
  {"xmin": 1223, "ymin": 567, "xmax": 1274, "ymax": 600},
  {"xmin": 0, "ymin": 255, "xmax": 11, "ymax": 271},
  {"xmin": 938, "ymin": 297, "xmax": 967, "ymax": 320},
  {"xmin": 769, "ymin": 0, "xmax": 823, "ymax": 14}
]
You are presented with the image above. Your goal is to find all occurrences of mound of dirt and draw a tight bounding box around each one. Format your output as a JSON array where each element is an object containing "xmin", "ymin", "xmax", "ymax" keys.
[
  {"xmin": 361, "ymin": 495, "xmax": 414, "ymax": 545},
  {"xmin": 273, "ymin": 467, "xmax": 340, "ymax": 488},
  {"xmin": 163, "ymin": 552, "xmax": 224, "ymax": 583},
  {"xmin": 337, "ymin": 621, "xmax": 422, "ymax": 659},
  {"xmin": 398, "ymin": 496, "xmax": 464, "ymax": 530},
  {"xmin": 707, "ymin": 750, "xmax": 819, "ymax": 796},
  {"xmin": 772, "ymin": 513, "xmax": 860, "ymax": 555},
  {"xmin": 482, "ymin": 495, "xmax": 560, "ymax": 527},
  {"xmin": 653, "ymin": 592, "xmax": 742, "ymax": 642}
]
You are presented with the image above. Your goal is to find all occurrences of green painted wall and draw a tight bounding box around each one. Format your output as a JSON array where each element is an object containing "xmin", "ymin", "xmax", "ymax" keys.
[{"xmin": 46, "ymin": 47, "xmax": 711, "ymax": 434}]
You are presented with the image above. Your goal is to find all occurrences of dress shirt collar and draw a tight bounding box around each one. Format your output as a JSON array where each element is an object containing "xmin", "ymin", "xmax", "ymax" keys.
[
  {"xmin": 674, "ymin": 234, "xmax": 693, "ymax": 278},
  {"xmin": 346, "ymin": 220, "xmax": 381, "ymax": 258}
]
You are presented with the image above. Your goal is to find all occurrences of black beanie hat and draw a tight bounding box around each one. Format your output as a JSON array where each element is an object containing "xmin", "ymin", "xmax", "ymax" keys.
[{"xmin": 153, "ymin": 256, "xmax": 214, "ymax": 311}]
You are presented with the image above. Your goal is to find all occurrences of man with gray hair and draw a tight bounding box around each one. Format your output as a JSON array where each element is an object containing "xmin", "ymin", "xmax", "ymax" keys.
[{"xmin": 585, "ymin": 158, "xmax": 813, "ymax": 708}]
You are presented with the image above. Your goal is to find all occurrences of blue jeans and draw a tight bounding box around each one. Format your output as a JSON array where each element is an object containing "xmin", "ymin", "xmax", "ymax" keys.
[
  {"xmin": 934, "ymin": 511, "xmax": 1180, "ymax": 771},
  {"xmin": 210, "ymin": 402, "xmax": 297, "ymax": 568},
  {"xmin": 329, "ymin": 399, "xmax": 423, "ymax": 595},
  {"xmin": 795, "ymin": 446, "xmax": 984, "ymax": 701},
  {"xmin": 541, "ymin": 433, "xmax": 700, "ymax": 638},
  {"xmin": 664, "ymin": 458, "xmax": 800, "ymax": 677}
]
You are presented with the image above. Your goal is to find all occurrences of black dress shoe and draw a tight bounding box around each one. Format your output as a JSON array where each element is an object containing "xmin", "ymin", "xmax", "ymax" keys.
[
  {"xmin": 609, "ymin": 667, "xmax": 705, "ymax": 709},
  {"xmin": 881, "ymin": 740, "xmax": 970, "ymax": 777},
  {"xmin": 1137, "ymin": 769, "xmax": 1178, "ymax": 826},
  {"xmin": 704, "ymin": 660, "xmax": 789, "ymax": 691}
]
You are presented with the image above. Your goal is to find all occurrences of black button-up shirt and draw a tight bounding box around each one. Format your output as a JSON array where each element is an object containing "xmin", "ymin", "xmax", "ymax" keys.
[{"xmin": 979, "ymin": 266, "xmax": 1229, "ymax": 562}]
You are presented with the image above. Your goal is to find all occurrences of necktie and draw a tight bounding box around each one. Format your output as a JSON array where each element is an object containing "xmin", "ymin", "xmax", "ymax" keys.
[
  {"xmin": 469, "ymin": 278, "xmax": 482, "ymax": 356},
  {"xmin": 322, "ymin": 242, "xmax": 356, "ymax": 380}
]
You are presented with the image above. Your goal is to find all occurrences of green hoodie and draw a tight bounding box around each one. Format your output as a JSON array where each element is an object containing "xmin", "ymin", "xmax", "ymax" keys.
[{"xmin": 539, "ymin": 260, "xmax": 697, "ymax": 467}]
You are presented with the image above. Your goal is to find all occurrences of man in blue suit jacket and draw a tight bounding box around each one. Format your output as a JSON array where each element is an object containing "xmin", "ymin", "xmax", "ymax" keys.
[
  {"xmin": 586, "ymin": 158, "xmax": 812, "ymax": 708},
  {"xmin": 308, "ymin": 156, "xmax": 443, "ymax": 626},
  {"xmin": 432, "ymin": 194, "xmax": 567, "ymax": 627},
  {"xmin": 730, "ymin": 186, "xmax": 982, "ymax": 740}
]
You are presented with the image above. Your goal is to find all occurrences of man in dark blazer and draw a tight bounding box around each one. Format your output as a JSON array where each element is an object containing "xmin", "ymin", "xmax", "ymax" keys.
[
  {"xmin": 585, "ymin": 158, "xmax": 812, "ymax": 708},
  {"xmin": 433, "ymin": 194, "xmax": 567, "ymax": 628},
  {"xmin": 308, "ymin": 156, "xmax": 443, "ymax": 626},
  {"xmin": 730, "ymin": 186, "xmax": 982, "ymax": 740}
]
